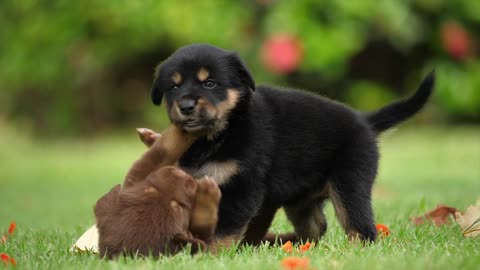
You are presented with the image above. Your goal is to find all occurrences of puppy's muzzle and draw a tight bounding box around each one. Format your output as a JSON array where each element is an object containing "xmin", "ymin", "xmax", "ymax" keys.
[{"xmin": 178, "ymin": 98, "xmax": 197, "ymax": 116}]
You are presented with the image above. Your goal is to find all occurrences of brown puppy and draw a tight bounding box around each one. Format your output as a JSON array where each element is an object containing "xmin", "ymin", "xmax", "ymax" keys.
[
  {"xmin": 130, "ymin": 127, "xmax": 221, "ymax": 243},
  {"xmin": 95, "ymin": 126, "xmax": 221, "ymax": 259}
]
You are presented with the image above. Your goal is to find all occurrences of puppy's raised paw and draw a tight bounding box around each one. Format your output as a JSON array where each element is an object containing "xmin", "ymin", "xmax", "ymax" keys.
[
  {"xmin": 197, "ymin": 176, "xmax": 221, "ymax": 204},
  {"xmin": 190, "ymin": 176, "xmax": 221, "ymax": 241},
  {"xmin": 136, "ymin": 128, "xmax": 162, "ymax": 147}
]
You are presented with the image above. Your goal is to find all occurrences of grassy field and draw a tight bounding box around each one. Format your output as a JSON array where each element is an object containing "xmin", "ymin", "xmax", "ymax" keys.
[{"xmin": 0, "ymin": 125, "xmax": 479, "ymax": 270}]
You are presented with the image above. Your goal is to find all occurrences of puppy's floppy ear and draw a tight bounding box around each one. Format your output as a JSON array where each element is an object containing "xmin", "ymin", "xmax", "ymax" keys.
[
  {"xmin": 151, "ymin": 64, "xmax": 164, "ymax": 105},
  {"xmin": 228, "ymin": 53, "xmax": 255, "ymax": 91},
  {"xmin": 94, "ymin": 184, "xmax": 121, "ymax": 220}
]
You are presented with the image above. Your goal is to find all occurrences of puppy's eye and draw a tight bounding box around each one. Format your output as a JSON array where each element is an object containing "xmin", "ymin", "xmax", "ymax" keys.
[
  {"xmin": 169, "ymin": 85, "xmax": 179, "ymax": 90},
  {"xmin": 203, "ymin": 80, "xmax": 217, "ymax": 89}
]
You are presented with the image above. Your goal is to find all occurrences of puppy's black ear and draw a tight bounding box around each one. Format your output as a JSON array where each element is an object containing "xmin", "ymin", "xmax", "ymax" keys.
[
  {"xmin": 228, "ymin": 53, "xmax": 255, "ymax": 91},
  {"xmin": 151, "ymin": 64, "xmax": 164, "ymax": 105}
]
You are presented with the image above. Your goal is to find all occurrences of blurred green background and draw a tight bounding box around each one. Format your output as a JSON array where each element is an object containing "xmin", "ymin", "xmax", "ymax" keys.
[
  {"xmin": 0, "ymin": 3, "xmax": 479, "ymax": 269},
  {"xmin": 1, "ymin": 0, "xmax": 479, "ymax": 136}
]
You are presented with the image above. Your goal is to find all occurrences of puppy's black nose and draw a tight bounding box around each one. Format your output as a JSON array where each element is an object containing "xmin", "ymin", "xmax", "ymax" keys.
[{"xmin": 178, "ymin": 99, "xmax": 197, "ymax": 116}]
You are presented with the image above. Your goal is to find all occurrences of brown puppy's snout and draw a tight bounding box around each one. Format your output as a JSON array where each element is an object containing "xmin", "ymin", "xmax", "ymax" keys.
[{"xmin": 178, "ymin": 97, "xmax": 198, "ymax": 116}]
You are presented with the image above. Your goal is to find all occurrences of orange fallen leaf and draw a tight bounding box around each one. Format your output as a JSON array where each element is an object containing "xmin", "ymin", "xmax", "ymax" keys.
[
  {"xmin": 281, "ymin": 256, "xmax": 310, "ymax": 270},
  {"xmin": 299, "ymin": 242, "xmax": 314, "ymax": 252},
  {"xmin": 1, "ymin": 253, "xmax": 16, "ymax": 267},
  {"xmin": 1, "ymin": 221, "xmax": 16, "ymax": 245},
  {"xmin": 8, "ymin": 222, "xmax": 16, "ymax": 235},
  {"xmin": 410, "ymin": 205, "xmax": 458, "ymax": 226},
  {"xmin": 376, "ymin": 224, "xmax": 390, "ymax": 238},
  {"xmin": 455, "ymin": 200, "xmax": 480, "ymax": 237},
  {"xmin": 282, "ymin": 241, "xmax": 293, "ymax": 253}
]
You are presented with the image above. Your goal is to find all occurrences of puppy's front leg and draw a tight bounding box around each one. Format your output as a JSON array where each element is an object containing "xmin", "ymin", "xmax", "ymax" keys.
[
  {"xmin": 136, "ymin": 128, "xmax": 161, "ymax": 147},
  {"xmin": 190, "ymin": 176, "xmax": 221, "ymax": 244},
  {"xmin": 124, "ymin": 126, "xmax": 197, "ymax": 188}
]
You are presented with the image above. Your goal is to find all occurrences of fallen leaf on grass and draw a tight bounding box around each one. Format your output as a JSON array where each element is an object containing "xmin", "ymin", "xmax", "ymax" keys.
[
  {"xmin": 72, "ymin": 224, "xmax": 99, "ymax": 253},
  {"xmin": 282, "ymin": 241, "xmax": 293, "ymax": 253},
  {"xmin": 1, "ymin": 222, "xmax": 17, "ymax": 266},
  {"xmin": 7, "ymin": 222, "xmax": 15, "ymax": 235},
  {"xmin": 282, "ymin": 241, "xmax": 314, "ymax": 253},
  {"xmin": 410, "ymin": 205, "xmax": 458, "ymax": 226},
  {"xmin": 281, "ymin": 256, "xmax": 310, "ymax": 270},
  {"xmin": 455, "ymin": 200, "xmax": 480, "ymax": 237},
  {"xmin": 1, "ymin": 222, "xmax": 16, "ymax": 244},
  {"xmin": 299, "ymin": 242, "xmax": 314, "ymax": 252},
  {"xmin": 376, "ymin": 224, "xmax": 390, "ymax": 238},
  {"xmin": 0, "ymin": 253, "xmax": 16, "ymax": 267}
]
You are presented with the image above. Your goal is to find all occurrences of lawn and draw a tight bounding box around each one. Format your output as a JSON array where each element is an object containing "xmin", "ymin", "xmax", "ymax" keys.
[{"xmin": 0, "ymin": 125, "xmax": 479, "ymax": 270}]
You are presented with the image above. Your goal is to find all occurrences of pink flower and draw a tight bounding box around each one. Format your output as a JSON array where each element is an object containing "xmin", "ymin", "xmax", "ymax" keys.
[{"xmin": 261, "ymin": 33, "xmax": 303, "ymax": 74}]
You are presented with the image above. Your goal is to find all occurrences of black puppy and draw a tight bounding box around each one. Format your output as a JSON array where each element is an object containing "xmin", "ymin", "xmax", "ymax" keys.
[{"xmin": 150, "ymin": 44, "xmax": 434, "ymax": 244}]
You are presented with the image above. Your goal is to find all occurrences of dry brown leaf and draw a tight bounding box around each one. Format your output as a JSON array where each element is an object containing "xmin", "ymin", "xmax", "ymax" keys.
[
  {"xmin": 455, "ymin": 200, "xmax": 480, "ymax": 237},
  {"xmin": 410, "ymin": 204, "xmax": 458, "ymax": 226}
]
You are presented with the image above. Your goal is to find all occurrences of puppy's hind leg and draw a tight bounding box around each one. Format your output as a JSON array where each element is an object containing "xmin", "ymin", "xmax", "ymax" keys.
[
  {"xmin": 284, "ymin": 196, "xmax": 329, "ymax": 242},
  {"xmin": 328, "ymin": 139, "xmax": 379, "ymax": 242}
]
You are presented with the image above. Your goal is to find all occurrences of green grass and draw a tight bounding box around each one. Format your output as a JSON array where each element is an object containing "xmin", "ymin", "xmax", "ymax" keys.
[{"xmin": 0, "ymin": 125, "xmax": 479, "ymax": 270}]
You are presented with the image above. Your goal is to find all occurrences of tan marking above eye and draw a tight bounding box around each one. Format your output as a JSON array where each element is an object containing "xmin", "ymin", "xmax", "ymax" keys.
[
  {"xmin": 197, "ymin": 67, "xmax": 209, "ymax": 82},
  {"xmin": 172, "ymin": 72, "xmax": 182, "ymax": 85}
]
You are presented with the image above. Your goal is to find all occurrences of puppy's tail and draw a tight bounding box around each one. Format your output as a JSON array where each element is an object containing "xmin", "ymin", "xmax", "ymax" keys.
[{"xmin": 365, "ymin": 71, "xmax": 435, "ymax": 133}]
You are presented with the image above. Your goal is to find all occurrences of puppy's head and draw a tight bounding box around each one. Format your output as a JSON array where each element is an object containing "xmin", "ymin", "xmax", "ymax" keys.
[
  {"xmin": 143, "ymin": 166, "xmax": 198, "ymax": 222},
  {"xmin": 94, "ymin": 166, "xmax": 199, "ymax": 258},
  {"xmin": 151, "ymin": 44, "xmax": 255, "ymax": 136}
]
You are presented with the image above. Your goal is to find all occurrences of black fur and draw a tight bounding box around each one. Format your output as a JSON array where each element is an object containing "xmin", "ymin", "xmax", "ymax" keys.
[
  {"xmin": 366, "ymin": 71, "xmax": 435, "ymax": 133},
  {"xmin": 151, "ymin": 44, "xmax": 435, "ymax": 243}
]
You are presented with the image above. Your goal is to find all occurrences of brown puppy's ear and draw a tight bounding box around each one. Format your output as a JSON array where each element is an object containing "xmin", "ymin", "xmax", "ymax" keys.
[
  {"xmin": 94, "ymin": 184, "xmax": 121, "ymax": 220},
  {"xmin": 136, "ymin": 128, "xmax": 162, "ymax": 148},
  {"xmin": 171, "ymin": 234, "xmax": 208, "ymax": 255},
  {"xmin": 227, "ymin": 53, "xmax": 255, "ymax": 91},
  {"xmin": 151, "ymin": 63, "xmax": 165, "ymax": 105}
]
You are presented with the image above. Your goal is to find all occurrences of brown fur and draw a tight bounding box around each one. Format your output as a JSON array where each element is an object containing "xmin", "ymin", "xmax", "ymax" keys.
[
  {"xmin": 196, "ymin": 89, "xmax": 239, "ymax": 139},
  {"xmin": 95, "ymin": 127, "xmax": 221, "ymax": 259},
  {"xmin": 123, "ymin": 126, "xmax": 196, "ymax": 189}
]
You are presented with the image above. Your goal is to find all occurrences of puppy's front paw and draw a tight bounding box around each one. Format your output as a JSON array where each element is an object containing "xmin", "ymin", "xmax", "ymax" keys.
[
  {"xmin": 190, "ymin": 176, "xmax": 221, "ymax": 241},
  {"xmin": 197, "ymin": 176, "xmax": 221, "ymax": 204},
  {"xmin": 136, "ymin": 128, "xmax": 162, "ymax": 147}
]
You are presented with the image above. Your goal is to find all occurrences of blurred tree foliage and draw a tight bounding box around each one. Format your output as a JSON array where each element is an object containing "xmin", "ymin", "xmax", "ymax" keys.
[{"xmin": 0, "ymin": 0, "xmax": 478, "ymax": 136}]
